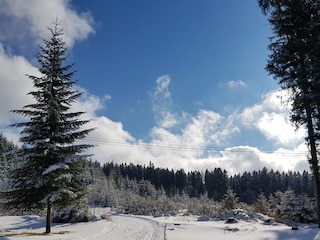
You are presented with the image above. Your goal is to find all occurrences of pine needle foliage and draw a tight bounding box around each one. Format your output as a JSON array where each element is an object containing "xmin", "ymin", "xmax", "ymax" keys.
[
  {"xmin": 4, "ymin": 20, "xmax": 95, "ymax": 233},
  {"xmin": 258, "ymin": 0, "xmax": 320, "ymax": 227}
]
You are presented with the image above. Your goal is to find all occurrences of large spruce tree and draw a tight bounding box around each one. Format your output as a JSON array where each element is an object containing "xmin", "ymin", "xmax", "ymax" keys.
[
  {"xmin": 5, "ymin": 21, "xmax": 94, "ymax": 233},
  {"xmin": 258, "ymin": 0, "xmax": 320, "ymax": 226}
]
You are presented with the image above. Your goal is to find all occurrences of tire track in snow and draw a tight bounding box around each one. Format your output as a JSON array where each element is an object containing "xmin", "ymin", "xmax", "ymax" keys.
[{"xmin": 107, "ymin": 215, "xmax": 165, "ymax": 240}]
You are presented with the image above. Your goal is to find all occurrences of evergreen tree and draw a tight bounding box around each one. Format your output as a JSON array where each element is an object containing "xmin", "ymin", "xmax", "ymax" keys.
[
  {"xmin": 187, "ymin": 171, "xmax": 205, "ymax": 198},
  {"xmin": 254, "ymin": 192, "xmax": 269, "ymax": 215},
  {"xmin": 222, "ymin": 189, "xmax": 239, "ymax": 210},
  {"xmin": 4, "ymin": 21, "xmax": 94, "ymax": 233},
  {"xmin": 272, "ymin": 189, "xmax": 317, "ymax": 223},
  {"xmin": 175, "ymin": 169, "xmax": 187, "ymax": 195},
  {"xmin": 205, "ymin": 168, "xmax": 228, "ymax": 201},
  {"xmin": 258, "ymin": 0, "xmax": 320, "ymax": 227},
  {"xmin": 0, "ymin": 133, "xmax": 16, "ymax": 187}
]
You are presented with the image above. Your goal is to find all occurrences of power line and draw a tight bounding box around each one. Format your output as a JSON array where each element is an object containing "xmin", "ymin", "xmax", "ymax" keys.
[
  {"xmin": 0, "ymin": 128, "xmax": 308, "ymax": 156},
  {"xmin": 78, "ymin": 138, "xmax": 308, "ymax": 156}
]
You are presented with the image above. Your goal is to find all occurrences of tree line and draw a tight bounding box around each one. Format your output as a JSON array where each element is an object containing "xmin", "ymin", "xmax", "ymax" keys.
[
  {"xmin": 102, "ymin": 161, "xmax": 315, "ymax": 204},
  {"xmin": 1, "ymin": 133, "xmax": 318, "ymax": 223}
]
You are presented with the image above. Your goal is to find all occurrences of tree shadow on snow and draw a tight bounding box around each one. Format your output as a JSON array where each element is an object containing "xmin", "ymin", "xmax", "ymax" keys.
[
  {"xmin": 261, "ymin": 227, "xmax": 319, "ymax": 240},
  {"xmin": 0, "ymin": 234, "xmax": 10, "ymax": 240},
  {"xmin": 6, "ymin": 216, "xmax": 45, "ymax": 231}
]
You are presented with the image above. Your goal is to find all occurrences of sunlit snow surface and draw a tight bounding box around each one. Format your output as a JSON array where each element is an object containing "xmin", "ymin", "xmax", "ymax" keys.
[{"xmin": 0, "ymin": 208, "xmax": 319, "ymax": 240}]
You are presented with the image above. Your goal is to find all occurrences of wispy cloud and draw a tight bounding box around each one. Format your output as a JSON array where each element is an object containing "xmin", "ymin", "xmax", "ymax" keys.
[
  {"xmin": 83, "ymin": 82, "xmax": 307, "ymax": 174},
  {"xmin": 227, "ymin": 80, "xmax": 247, "ymax": 89},
  {"xmin": 151, "ymin": 75, "xmax": 177, "ymax": 129},
  {"xmin": 159, "ymin": 112, "xmax": 178, "ymax": 129},
  {"xmin": 3, "ymin": 73, "xmax": 308, "ymax": 175},
  {"xmin": 153, "ymin": 75, "xmax": 171, "ymax": 99}
]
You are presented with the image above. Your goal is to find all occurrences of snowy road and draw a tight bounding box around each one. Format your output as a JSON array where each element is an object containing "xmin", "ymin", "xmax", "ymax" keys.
[
  {"xmin": 0, "ymin": 214, "xmax": 166, "ymax": 240},
  {"xmin": 107, "ymin": 215, "xmax": 165, "ymax": 240},
  {"xmin": 1, "ymin": 214, "xmax": 320, "ymax": 240}
]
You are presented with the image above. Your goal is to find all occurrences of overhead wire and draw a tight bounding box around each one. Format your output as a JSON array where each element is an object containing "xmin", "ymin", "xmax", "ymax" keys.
[
  {"xmin": 0, "ymin": 128, "xmax": 308, "ymax": 156},
  {"xmin": 78, "ymin": 137, "xmax": 308, "ymax": 156}
]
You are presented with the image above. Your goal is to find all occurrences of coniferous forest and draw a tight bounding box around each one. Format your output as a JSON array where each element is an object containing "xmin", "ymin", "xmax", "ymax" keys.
[
  {"xmin": 85, "ymin": 160, "xmax": 319, "ymax": 223},
  {"xmin": 0, "ymin": 133, "xmax": 318, "ymax": 223},
  {"xmin": 101, "ymin": 162, "xmax": 315, "ymax": 203}
]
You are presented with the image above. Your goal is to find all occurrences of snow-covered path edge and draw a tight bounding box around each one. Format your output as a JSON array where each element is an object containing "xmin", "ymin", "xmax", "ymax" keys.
[{"xmin": 0, "ymin": 213, "xmax": 166, "ymax": 240}]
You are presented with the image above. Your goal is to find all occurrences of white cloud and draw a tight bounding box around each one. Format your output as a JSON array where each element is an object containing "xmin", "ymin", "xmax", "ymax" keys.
[
  {"xmin": 104, "ymin": 95, "xmax": 112, "ymax": 101},
  {"xmin": 159, "ymin": 112, "xmax": 178, "ymax": 129},
  {"xmin": 148, "ymin": 110, "xmax": 223, "ymax": 160},
  {"xmin": 73, "ymin": 89, "xmax": 105, "ymax": 118},
  {"xmin": 151, "ymin": 75, "xmax": 177, "ymax": 129},
  {"xmin": 2, "ymin": 72, "xmax": 309, "ymax": 175},
  {"xmin": 153, "ymin": 75, "xmax": 171, "ymax": 100},
  {"xmin": 257, "ymin": 112, "xmax": 301, "ymax": 145},
  {"xmin": 227, "ymin": 80, "xmax": 247, "ymax": 89},
  {"xmin": 0, "ymin": 43, "xmax": 37, "ymax": 125},
  {"xmin": 0, "ymin": 0, "xmax": 95, "ymax": 48},
  {"xmin": 182, "ymin": 110, "xmax": 222, "ymax": 147},
  {"xmin": 71, "ymin": 78, "xmax": 308, "ymax": 175},
  {"xmin": 219, "ymin": 146, "xmax": 266, "ymax": 173},
  {"xmin": 239, "ymin": 89, "xmax": 305, "ymax": 147},
  {"xmin": 264, "ymin": 143, "xmax": 309, "ymax": 172},
  {"xmin": 207, "ymin": 144, "xmax": 308, "ymax": 175}
]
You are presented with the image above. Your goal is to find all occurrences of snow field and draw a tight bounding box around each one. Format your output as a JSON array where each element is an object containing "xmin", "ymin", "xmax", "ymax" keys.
[
  {"xmin": 154, "ymin": 214, "xmax": 320, "ymax": 240},
  {"xmin": 1, "ymin": 208, "xmax": 320, "ymax": 240}
]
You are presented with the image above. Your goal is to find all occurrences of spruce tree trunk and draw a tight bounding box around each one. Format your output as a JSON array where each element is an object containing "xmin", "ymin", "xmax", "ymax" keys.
[
  {"xmin": 306, "ymin": 107, "xmax": 320, "ymax": 228},
  {"xmin": 46, "ymin": 201, "xmax": 52, "ymax": 233}
]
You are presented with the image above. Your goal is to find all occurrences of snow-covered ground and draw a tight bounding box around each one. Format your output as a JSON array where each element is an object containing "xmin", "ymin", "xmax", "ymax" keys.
[
  {"xmin": 158, "ymin": 215, "xmax": 320, "ymax": 240},
  {"xmin": 1, "ymin": 209, "xmax": 320, "ymax": 239},
  {"xmin": 0, "ymin": 214, "xmax": 164, "ymax": 239}
]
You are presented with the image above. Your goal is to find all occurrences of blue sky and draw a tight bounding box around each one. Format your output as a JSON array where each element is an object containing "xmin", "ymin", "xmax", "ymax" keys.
[
  {"xmin": 72, "ymin": 0, "xmax": 275, "ymax": 140},
  {"xmin": 0, "ymin": 0, "xmax": 309, "ymax": 174}
]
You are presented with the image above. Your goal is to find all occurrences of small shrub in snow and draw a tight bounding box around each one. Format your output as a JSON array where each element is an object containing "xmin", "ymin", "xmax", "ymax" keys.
[
  {"xmin": 182, "ymin": 211, "xmax": 191, "ymax": 216},
  {"xmin": 225, "ymin": 217, "xmax": 238, "ymax": 224},
  {"xmin": 254, "ymin": 193, "xmax": 270, "ymax": 215},
  {"xmin": 219, "ymin": 209, "xmax": 259, "ymax": 222},
  {"xmin": 224, "ymin": 226, "xmax": 239, "ymax": 232},
  {"xmin": 101, "ymin": 214, "xmax": 111, "ymax": 221},
  {"xmin": 52, "ymin": 207, "xmax": 91, "ymax": 223},
  {"xmin": 153, "ymin": 213, "xmax": 164, "ymax": 218},
  {"xmin": 186, "ymin": 196, "xmax": 218, "ymax": 216},
  {"xmin": 222, "ymin": 189, "xmax": 239, "ymax": 210},
  {"xmin": 197, "ymin": 215, "xmax": 211, "ymax": 221},
  {"xmin": 91, "ymin": 215, "xmax": 99, "ymax": 221},
  {"xmin": 264, "ymin": 218, "xmax": 275, "ymax": 225}
]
